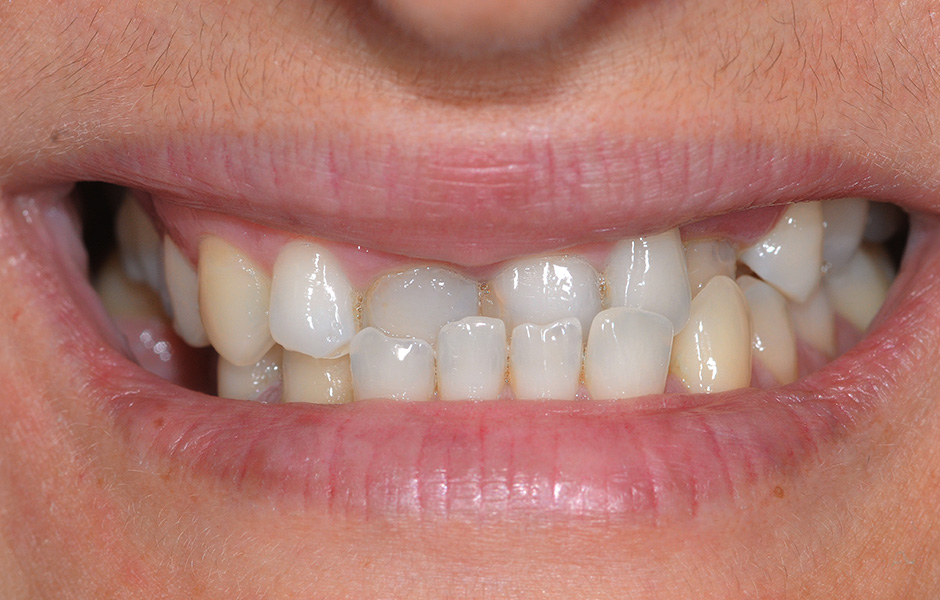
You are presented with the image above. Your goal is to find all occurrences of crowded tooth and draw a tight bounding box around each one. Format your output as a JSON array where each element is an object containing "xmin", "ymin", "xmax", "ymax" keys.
[
  {"xmin": 863, "ymin": 202, "xmax": 904, "ymax": 243},
  {"xmin": 163, "ymin": 237, "xmax": 209, "ymax": 347},
  {"xmin": 822, "ymin": 198, "xmax": 869, "ymax": 269},
  {"xmin": 788, "ymin": 287, "xmax": 836, "ymax": 357},
  {"xmin": 584, "ymin": 308, "xmax": 673, "ymax": 399},
  {"xmin": 509, "ymin": 318, "xmax": 582, "ymax": 400},
  {"xmin": 116, "ymin": 198, "xmax": 164, "ymax": 293},
  {"xmin": 489, "ymin": 256, "xmax": 600, "ymax": 341},
  {"xmin": 737, "ymin": 276, "xmax": 798, "ymax": 385},
  {"xmin": 198, "ymin": 236, "xmax": 275, "ymax": 366},
  {"xmin": 282, "ymin": 352, "xmax": 353, "ymax": 404},
  {"xmin": 670, "ymin": 276, "xmax": 751, "ymax": 393},
  {"xmin": 269, "ymin": 241, "xmax": 357, "ymax": 359},
  {"xmin": 349, "ymin": 328, "xmax": 435, "ymax": 401},
  {"xmin": 437, "ymin": 317, "xmax": 507, "ymax": 400},
  {"xmin": 364, "ymin": 266, "xmax": 479, "ymax": 343},
  {"xmin": 738, "ymin": 202, "xmax": 824, "ymax": 302},
  {"xmin": 684, "ymin": 238, "xmax": 737, "ymax": 297},
  {"xmin": 217, "ymin": 346, "xmax": 283, "ymax": 401},
  {"xmin": 605, "ymin": 229, "xmax": 691, "ymax": 330},
  {"xmin": 825, "ymin": 246, "xmax": 894, "ymax": 331}
]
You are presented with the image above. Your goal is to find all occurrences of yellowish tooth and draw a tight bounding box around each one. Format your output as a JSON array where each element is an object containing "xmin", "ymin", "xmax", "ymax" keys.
[
  {"xmin": 821, "ymin": 198, "xmax": 869, "ymax": 269},
  {"xmin": 217, "ymin": 346, "xmax": 283, "ymax": 401},
  {"xmin": 95, "ymin": 254, "xmax": 167, "ymax": 320},
  {"xmin": 684, "ymin": 238, "xmax": 736, "ymax": 297},
  {"xmin": 825, "ymin": 245, "xmax": 894, "ymax": 331},
  {"xmin": 282, "ymin": 352, "xmax": 353, "ymax": 404},
  {"xmin": 164, "ymin": 236, "xmax": 210, "ymax": 347},
  {"xmin": 115, "ymin": 197, "xmax": 163, "ymax": 292},
  {"xmin": 788, "ymin": 287, "xmax": 836, "ymax": 357},
  {"xmin": 737, "ymin": 275, "xmax": 798, "ymax": 385}
]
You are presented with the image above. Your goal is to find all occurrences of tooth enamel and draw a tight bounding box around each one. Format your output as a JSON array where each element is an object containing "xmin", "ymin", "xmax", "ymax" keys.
[
  {"xmin": 116, "ymin": 198, "xmax": 164, "ymax": 292},
  {"xmin": 509, "ymin": 318, "xmax": 582, "ymax": 400},
  {"xmin": 217, "ymin": 346, "xmax": 283, "ymax": 401},
  {"xmin": 584, "ymin": 308, "xmax": 673, "ymax": 399},
  {"xmin": 364, "ymin": 266, "xmax": 479, "ymax": 343},
  {"xmin": 198, "ymin": 236, "xmax": 275, "ymax": 367},
  {"xmin": 825, "ymin": 246, "xmax": 893, "ymax": 331},
  {"xmin": 489, "ymin": 256, "xmax": 601, "ymax": 341},
  {"xmin": 788, "ymin": 287, "xmax": 836, "ymax": 357},
  {"xmin": 670, "ymin": 276, "xmax": 751, "ymax": 393},
  {"xmin": 95, "ymin": 255, "xmax": 167, "ymax": 319},
  {"xmin": 737, "ymin": 275, "xmax": 798, "ymax": 385},
  {"xmin": 163, "ymin": 237, "xmax": 210, "ymax": 347},
  {"xmin": 269, "ymin": 241, "xmax": 357, "ymax": 359},
  {"xmin": 684, "ymin": 238, "xmax": 737, "ymax": 297},
  {"xmin": 437, "ymin": 317, "xmax": 507, "ymax": 400},
  {"xmin": 863, "ymin": 202, "xmax": 904, "ymax": 243},
  {"xmin": 349, "ymin": 327, "xmax": 435, "ymax": 401},
  {"xmin": 282, "ymin": 352, "xmax": 353, "ymax": 404},
  {"xmin": 738, "ymin": 202, "xmax": 824, "ymax": 303},
  {"xmin": 822, "ymin": 198, "xmax": 869, "ymax": 269}
]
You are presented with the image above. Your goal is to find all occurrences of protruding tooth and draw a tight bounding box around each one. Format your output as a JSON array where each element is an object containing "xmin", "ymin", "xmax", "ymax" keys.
[
  {"xmin": 437, "ymin": 317, "xmax": 507, "ymax": 401},
  {"xmin": 269, "ymin": 241, "xmax": 357, "ymax": 359},
  {"xmin": 509, "ymin": 318, "xmax": 582, "ymax": 400},
  {"xmin": 489, "ymin": 256, "xmax": 600, "ymax": 341},
  {"xmin": 115, "ymin": 197, "xmax": 163, "ymax": 292},
  {"xmin": 217, "ymin": 346, "xmax": 282, "ymax": 401},
  {"xmin": 684, "ymin": 238, "xmax": 736, "ymax": 297},
  {"xmin": 606, "ymin": 229, "xmax": 691, "ymax": 330},
  {"xmin": 198, "ymin": 236, "xmax": 274, "ymax": 367},
  {"xmin": 584, "ymin": 308, "xmax": 673, "ymax": 400},
  {"xmin": 365, "ymin": 266, "xmax": 479, "ymax": 343},
  {"xmin": 788, "ymin": 287, "xmax": 836, "ymax": 357},
  {"xmin": 825, "ymin": 246, "xmax": 894, "ymax": 331},
  {"xmin": 670, "ymin": 276, "xmax": 751, "ymax": 393},
  {"xmin": 822, "ymin": 198, "xmax": 869, "ymax": 269},
  {"xmin": 282, "ymin": 352, "xmax": 353, "ymax": 404},
  {"xmin": 163, "ymin": 237, "xmax": 209, "ymax": 347},
  {"xmin": 738, "ymin": 202, "xmax": 824, "ymax": 303},
  {"xmin": 863, "ymin": 202, "xmax": 904, "ymax": 243},
  {"xmin": 349, "ymin": 328, "xmax": 435, "ymax": 401},
  {"xmin": 737, "ymin": 276, "xmax": 798, "ymax": 385}
]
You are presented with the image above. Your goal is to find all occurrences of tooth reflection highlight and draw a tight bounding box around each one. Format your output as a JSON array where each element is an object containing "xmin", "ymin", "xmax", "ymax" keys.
[
  {"xmin": 217, "ymin": 346, "xmax": 282, "ymax": 401},
  {"xmin": 350, "ymin": 327, "xmax": 435, "ymax": 401},
  {"xmin": 737, "ymin": 276, "xmax": 798, "ymax": 385},
  {"xmin": 437, "ymin": 317, "xmax": 507, "ymax": 401},
  {"xmin": 164, "ymin": 237, "xmax": 209, "ymax": 347},
  {"xmin": 282, "ymin": 352, "xmax": 353, "ymax": 404},
  {"xmin": 509, "ymin": 318, "xmax": 582, "ymax": 400},
  {"xmin": 584, "ymin": 308, "xmax": 673, "ymax": 399}
]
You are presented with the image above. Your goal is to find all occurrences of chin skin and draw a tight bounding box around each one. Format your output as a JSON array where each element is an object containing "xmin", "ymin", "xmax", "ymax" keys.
[{"xmin": 2, "ymin": 0, "xmax": 940, "ymax": 597}]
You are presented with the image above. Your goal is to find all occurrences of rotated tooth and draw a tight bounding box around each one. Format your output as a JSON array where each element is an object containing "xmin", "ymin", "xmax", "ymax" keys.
[
  {"xmin": 349, "ymin": 327, "xmax": 435, "ymax": 401},
  {"xmin": 282, "ymin": 352, "xmax": 353, "ymax": 404},
  {"xmin": 670, "ymin": 276, "xmax": 751, "ymax": 393},
  {"xmin": 738, "ymin": 202, "xmax": 824, "ymax": 302},
  {"xmin": 605, "ymin": 229, "xmax": 691, "ymax": 330},
  {"xmin": 437, "ymin": 317, "xmax": 507, "ymax": 400},
  {"xmin": 825, "ymin": 246, "xmax": 893, "ymax": 331},
  {"xmin": 737, "ymin": 276, "xmax": 798, "ymax": 385},
  {"xmin": 509, "ymin": 318, "xmax": 582, "ymax": 400},
  {"xmin": 863, "ymin": 202, "xmax": 904, "ymax": 243},
  {"xmin": 822, "ymin": 198, "xmax": 869, "ymax": 269},
  {"xmin": 163, "ymin": 237, "xmax": 210, "ymax": 347},
  {"xmin": 489, "ymin": 256, "xmax": 600, "ymax": 340},
  {"xmin": 788, "ymin": 287, "xmax": 836, "ymax": 357},
  {"xmin": 584, "ymin": 308, "xmax": 673, "ymax": 399},
  {"xmin": 269, "ymin": 241, "xmax": 357, "ymax": 358},
  {"xmin": 198, "ymin": 236, "xmax": 274, "ymax": 366},
  {"xmin": 116, "ymin": 198, "xmax": 164, "ymax": 292},
  {"xmin": 217, "ymin": 346, "xmax": 282, "ymax": 401},
  {"xmin": 364, "ymin": 266, "xmax": 479, "ymax": 343},
  {"xmin": 684, "ymin": 238, "xmax": 736, "ymax": 297}
]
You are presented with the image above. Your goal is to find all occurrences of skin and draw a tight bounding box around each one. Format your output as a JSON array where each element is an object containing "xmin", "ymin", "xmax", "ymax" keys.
[{"xmin": 2, "ymin": 0, "xmax": 940, "ymax": 597}]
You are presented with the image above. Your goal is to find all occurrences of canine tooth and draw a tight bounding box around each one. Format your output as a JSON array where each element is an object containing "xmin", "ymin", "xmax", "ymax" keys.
[
  {"xmin": 489, "ymin": 256, "xmax": 600, "ymax": 341},
  {"xmin": 863, "ymin": 202, "xmax": 904, "ymax": 243},
  {"xmin": 584, "ymin": 308, "xmax": 673, "ymax": 399},
  {"xmin": 269, "ymin": 241, "xmax": 357, "ymax": 359},
  {"xmin": 788, "ymin": 287, "xmax": 836, "ymax": 357},
  {"xmin": 684, "ymin": 238, "xmax": 737, "ymax": 297},
  {"xmin": 364, "ymin": 266, "xmax": 479, "ymax": 343},
  {"xmin": 115, "ymin": 198, "xmax": 163, "ymax": 292},
  {"xmin": 509, "ymin": 318, "xmax": 582, "ymax": 400},
  {"xmin": 349, "ymin": 328, "xmax": 435, "ymax": 401},
  {"xmin": 670, "ymin": 276, "xmax": 751, "ymax": 393},
  {"xmin": 825, "ymin": 246, "xmax": 893, "ymax": 331},
  {"xmin": 437, "ymin": 317, "xmax": 507, "ymax": 400},
  {"xmin": 282, "ymin": 352, "xmax": 353, "ymax": 404},
  {"xmin": 163, "ymin": 237, "xmax": 209, "ymax": 347},
  {"xmin": 217, "ymin": 346, "xmax": 282, "ymax": 401},
  {"xmin": 738, "ymin": 202, "xmax": 824, "ymax": 302},
  {"xmin": 822, "ymin": 198, "xmax": 869, "ymax": 269},
  {"xmin": 198, "ymin": 236, "xmax": 274, "ymax": 367},
  {"xmin": 737, "ymin": 276, "xmax": 798, "ymax": 385}
]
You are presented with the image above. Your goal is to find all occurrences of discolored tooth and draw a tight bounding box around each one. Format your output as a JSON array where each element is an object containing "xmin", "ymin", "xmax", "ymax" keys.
[
  {"xmin": 825, "ymin": 246, "xmax": 894, "ymax": 331},
  {"xmin": 863, "ymin": 202, "xmax": 905, "ymax": 243},
  {"xmin": 684, "ymin": 238, "xmax": 737, "ymax": 297},
  {"xmin": 269, "ymin": 241, "xmax": 357, "ymax": 358},
  {"xmin": 788, "ymin": 287, "xmax": 836, "ymax": 357},
  {"xmin": 163, "ymin": 237, "xmax": 209, "ymax": 347},
  {"xmin": 349, "ymin": 328, "xmax": 435, "ymax": 401},
  {"xmin": 670, "ymin": 276, "xmax": 751, "ymax": 393},
  {"xmin": 606, "ymin": 229, "xmax": 691, "ymax": 330},
  {"xmin": 584, "ymin": 308, "xmax": 673, "ymax": 400},
  {"xmin": 737, "ymin": 276, "xmax": 798, "ymax": 385},
  {"xmin": 116, "ymin": 197, "xmax": 164, "ymax": 292},
  {"xmin": 282, "ymin": 352, "xmax": 353, "ymax": 404},
  {"xmin": 738, "ymin": 202, "xmax": 824, "ymax": 303},
  {"xmin": 217, "ymin": 346, "xmax": 282, "ymax": 401},
  {"xmin": 199, "ymin": 236, "xmax": 274, "ymax": 367},
  {"xmin": 437, "ymin": 317, "xmax": 507, "ymax": 401},
  {"xmin": 365, "ymin": 266, "xmax": 479, "ymax": 343},
  {"xmin": 95, "ymin": 255, "xmax": 167, "ymax": 319},
  {"xmin": 489, "ymin": 256, "xmax": 600, "ymax": 341},
  {"xmin": 822, "ymin": 198, "xmax": 869, "ymax": 269},
  {"xmin": 509, "ymin": 318, "xmax": 582, "ymax": 400}
]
